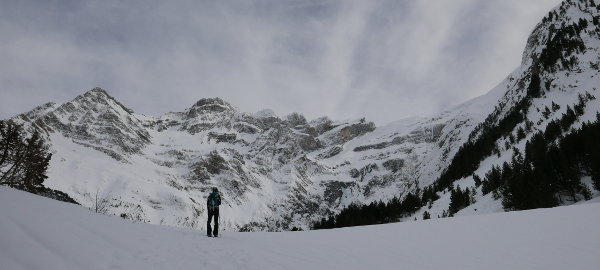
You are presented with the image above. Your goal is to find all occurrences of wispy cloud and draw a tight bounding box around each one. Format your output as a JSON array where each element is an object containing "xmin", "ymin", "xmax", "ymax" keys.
[{"xmin": 0, "ymin": 0, "xmax": 562, "ymax": 125}]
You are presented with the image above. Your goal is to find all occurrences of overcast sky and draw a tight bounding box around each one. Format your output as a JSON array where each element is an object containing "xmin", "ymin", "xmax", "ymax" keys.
[{"xmin": 0, "ymin": 0, "xmax": 563, "ymax": 126}]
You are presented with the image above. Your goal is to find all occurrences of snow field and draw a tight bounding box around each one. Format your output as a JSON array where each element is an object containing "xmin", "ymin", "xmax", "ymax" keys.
[{"xmin": 1, "ymin": 186, "xmax": 599, "ymax": 270}]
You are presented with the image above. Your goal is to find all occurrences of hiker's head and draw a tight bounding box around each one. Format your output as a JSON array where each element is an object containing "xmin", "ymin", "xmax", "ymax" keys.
[{"xmin": 212, "ymin": 187, "xmax": 218, "ymax": 192}]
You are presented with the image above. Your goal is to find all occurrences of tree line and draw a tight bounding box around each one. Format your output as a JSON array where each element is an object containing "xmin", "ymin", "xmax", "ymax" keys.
[{"xmin": 312, "ymin": 187, "xmax": 439, "ymax": 230}]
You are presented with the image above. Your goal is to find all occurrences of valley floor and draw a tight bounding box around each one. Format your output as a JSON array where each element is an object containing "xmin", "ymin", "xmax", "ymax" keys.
[{"xmin": 1, "ymin": 186, "xmax": 599, "ymax": 270}]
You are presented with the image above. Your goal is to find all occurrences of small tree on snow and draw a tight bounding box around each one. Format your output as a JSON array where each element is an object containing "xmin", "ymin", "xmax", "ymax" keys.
[
  {"xmin": 92, "ymin": 189, "xmax": 112, "ymax": 214},
  {"xmin": 422, "ymin": 211, "xmax": 431, "ymax": 220}
]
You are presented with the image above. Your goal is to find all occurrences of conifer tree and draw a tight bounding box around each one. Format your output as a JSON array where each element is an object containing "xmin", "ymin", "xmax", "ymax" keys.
[{"xmin": 0, "ymin": 120, "xmax": 52, "ymax": 193}]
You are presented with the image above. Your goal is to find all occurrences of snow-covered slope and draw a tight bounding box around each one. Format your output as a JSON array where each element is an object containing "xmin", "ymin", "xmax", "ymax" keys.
[
  {"xmin": 416, "ymin": 0, "xmax": 600, "ymax": 220},
  {"xmin": 2, "ymin": 186, "xmax": 600, "ymax": 270}
]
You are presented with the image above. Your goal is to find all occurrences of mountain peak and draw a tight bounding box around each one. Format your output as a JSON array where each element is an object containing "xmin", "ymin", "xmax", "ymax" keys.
[
  {"xmin": 283, "ymin": 112, "xmax": 307, "ymax": 127},
  {"xmin": 254, "ymin": 109, "xmax": 278, "ymax": 119},
  {"xmin": 191, "ymin": 97, "xmax": 233, "ymax": 112},
  {"xmin": 79, "ymin": 87, "xmax": 135, "ymax": 114}
]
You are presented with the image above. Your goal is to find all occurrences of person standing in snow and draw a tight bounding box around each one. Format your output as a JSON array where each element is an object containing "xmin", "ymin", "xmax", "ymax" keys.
[{"xmin": 207, "ymin": 187, "xmax": 221, "ymax": 237}]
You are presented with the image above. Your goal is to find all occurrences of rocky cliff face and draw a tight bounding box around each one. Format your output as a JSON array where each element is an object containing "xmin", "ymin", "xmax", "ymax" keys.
[
  {"xmin": 11, "ymin": 85, "xmax": 466, "ymax": 231},
  {"xmin": 21, "ymin": 88, "xmax": 152, "ymax": 162}
]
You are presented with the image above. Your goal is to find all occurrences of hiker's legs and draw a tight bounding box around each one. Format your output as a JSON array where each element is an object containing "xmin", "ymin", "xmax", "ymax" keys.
[
  {"xmin": 213, "ymin": 209, "xmax": 219, "ymax": 236},
  {"xmin": 207, "ymin": 210, "xmax": 214, "ymax": 235}
]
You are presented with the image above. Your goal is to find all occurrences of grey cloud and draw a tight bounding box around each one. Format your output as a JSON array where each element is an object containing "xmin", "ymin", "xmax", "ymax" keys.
[{"xmin": 0, "ymin": 0, "xmax": 562, "ymax": 125}]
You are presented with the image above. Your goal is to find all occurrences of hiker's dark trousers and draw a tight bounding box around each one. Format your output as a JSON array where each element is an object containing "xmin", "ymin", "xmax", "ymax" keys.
[{"xmin": 207, "ymin": 209, "xmax": 219, "ymax": 236}]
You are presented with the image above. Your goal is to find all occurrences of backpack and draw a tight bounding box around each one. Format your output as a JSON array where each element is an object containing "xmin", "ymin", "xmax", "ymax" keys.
[{"xmin": 208, "ymin": 192, "xmax": 220, "ymax": 211}]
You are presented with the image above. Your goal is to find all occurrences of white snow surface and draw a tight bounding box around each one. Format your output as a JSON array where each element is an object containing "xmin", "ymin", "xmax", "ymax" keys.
[{"xmin": 1, "ymin": 186, "xmax": 599, "ymax": 270}]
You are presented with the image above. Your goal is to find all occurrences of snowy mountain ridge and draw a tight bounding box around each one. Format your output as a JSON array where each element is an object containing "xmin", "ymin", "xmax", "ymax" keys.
[
  {"xmin": 7, "ymin": 0, "xmax": 600, "ymax": 230},
  {"xmin": 10, "ymin": 82, "xmax": 492, "ymax": 231}
]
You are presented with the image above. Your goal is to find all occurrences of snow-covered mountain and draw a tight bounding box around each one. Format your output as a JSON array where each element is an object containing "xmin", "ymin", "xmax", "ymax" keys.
[
  {"xmin": 416, "ymin": 0, "xmax": 600, "ymax": 219},
  {"xmin": 12, "ymin": 88, "xmax": 424, "ymax": 231},
  {"xmin": 7, "ymin": 0, "xmax": 600, "ymax": 230}
]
